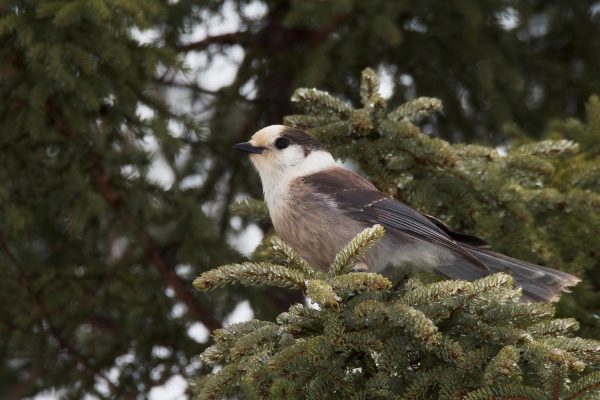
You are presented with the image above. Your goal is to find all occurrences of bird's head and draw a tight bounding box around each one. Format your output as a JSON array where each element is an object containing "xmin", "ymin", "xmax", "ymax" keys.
[{"xmin": 234, "ymin": 125, "xmax": 337, "ymax": 188}]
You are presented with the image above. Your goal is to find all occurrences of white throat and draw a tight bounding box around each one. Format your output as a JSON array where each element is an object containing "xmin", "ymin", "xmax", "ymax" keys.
[{"xmin": 254, "ymin": 150, "xmax": 337, "ymax": 216}]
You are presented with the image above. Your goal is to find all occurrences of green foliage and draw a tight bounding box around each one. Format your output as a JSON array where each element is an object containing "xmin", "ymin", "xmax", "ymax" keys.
[
  {"xmin": 230, "ymin": 198, "xmax": 270, "ymax": 224},
  {"xmin": 328, "ymin": 224, "xmax": 385, "ymax": 277},
  {"xmin": 0, "ymin": 1, "xmax": 248, "ymax": 398},
  {"xmin": 193, "ymin": 262, "xmax": 307, "ymax": 291},
  {"xmin": 192, "ymin": 229, "xmax": 600, "ymax": 399},
  {"xmin": 3, "ymin": 0, "xmax": 600, "ymax": 397}
]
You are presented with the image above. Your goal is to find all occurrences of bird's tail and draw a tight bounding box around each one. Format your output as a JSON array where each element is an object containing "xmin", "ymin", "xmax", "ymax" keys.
[{"xmin": 434, "ymin": 245, "xmax": 580, "ymax": 302}]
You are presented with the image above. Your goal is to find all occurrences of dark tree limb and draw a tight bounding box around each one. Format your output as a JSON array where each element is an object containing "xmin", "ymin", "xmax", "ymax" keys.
[{"xmin": 176, "ymin": 32, "xmax": 254, "ymax": 52}]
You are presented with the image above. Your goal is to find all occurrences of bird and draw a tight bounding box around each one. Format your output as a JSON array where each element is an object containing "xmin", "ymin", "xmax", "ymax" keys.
[{"xmin": 234, "ymin": 125, "xmax": 580, "ymax": 302}]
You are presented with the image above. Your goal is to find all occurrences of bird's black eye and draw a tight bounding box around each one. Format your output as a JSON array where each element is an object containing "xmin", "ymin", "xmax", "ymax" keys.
[{"xmin": 275, "ymin": 137, "xmax": 290, "ymax": 150}]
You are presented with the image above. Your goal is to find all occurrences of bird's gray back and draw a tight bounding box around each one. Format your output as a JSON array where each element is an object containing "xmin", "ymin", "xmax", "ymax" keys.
[{"xmin": 272, "ymin": 168, "xmax": 460, "ymax": 272}]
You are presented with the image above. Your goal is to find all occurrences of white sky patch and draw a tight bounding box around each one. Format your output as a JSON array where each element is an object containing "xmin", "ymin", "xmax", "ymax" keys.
[
  {"xmin": 184, "ymin": 358, "xmax": 203, "ymax": 376},
  {"xmin": 179, "ymin": 174, "xmax": 205, "ymax": 189},
  {"xmin": 171, "ymin": 302, "xmax": 187, "ymax": 319},
  {"xmin": 527, "ymin": 14, "xmax": 549, "ymax": 38},
  {"xmin": 226, "ymin": 193, "xmax": 265, "ymax": 255},
  {"xmin": 149, "ymin": 375, "xmax": 187, "ymax": 400},
  {"xmin": 175, "ymin": 1, "xmax": 247, "ymax": 93},
  {"xmin": 230, "ymin": 215, "xmax": 243, "ymax": 230},
  {"xmin": 168, "ymin": 119, "xmax": 185, "ymax": 138},
  {"xmin": 240, "ymin": 78, "xmax": 258, "ymax": 100},
  {"xmin": 193, "ymin": 47, "xmax": 245, "ymax": 91},
  {"xmin": 188, "ymin": 322, "xmax": 210, "ymax": 343},
  {"xmin": 228, "ymin": 222, "xmax": 264, "ymax": 256},
  {"xmin": 496, "ymin": 145, "xmax": 508, "ymax": 157},
  {"xmin": 107, "ymin": 365, "xmax": 120, "ymax": 388},
  {"xmin": 176, "ymin": 264, "xmax": 193, "ymax": 278},
  {"xmin": 138, "ymin": 134, "xmax": 176, "ymax": 189},
  {"xmin": 243, "ymin": 1, "xmax": 268, "ymax": 20},
  {"xmin": 377, "ymin": 66, "xmax": 395, "ymax": 100},
  {"xmin": 116, "ymin": 352, "xmax": 136, "ymax": 366},
  {"xmin": 305, "ymin": 296, "xmax": 321, "ymax": 310},
  {"xmin": 130, "ymin": 27, "xmax": 161, "ymax": 45},
  {"xmin": 137, "ymin": 103, "xmax": 156, "ymax": 120},
  {"xmin": 224, "ymin": 300, "xmax": 254, "ymax": 326},
  {"xmin": 497, "ymin": 7, "xmax": 520, "ymax": 31},
  {"xmin": 180, "ymin": 1, "xmax": 241, "ymax": 43},
  {"xmin": 147, "ymin": 155, "xmax": 175, "ymax": 189},
  {"xmin": 94, "ymin": 378, "xmax": 112, "ymax": 398},
  {"xmin": 399, "ymin": 74, "xmax": 414, "ymax": 87},
  {"xmin": 31, "ymin": 390, "xmax": 66, "ymax": 400},
  {"xmin": 152, "ymin": 346, "xmax": 173, "ymax": 359},
  {"xmin": 129, "ymin": 105, "xmax": 178, "ymax": 189},
  {"xmin": 403, "ymin": 16, "xmax": 427, "ymax": 33}
]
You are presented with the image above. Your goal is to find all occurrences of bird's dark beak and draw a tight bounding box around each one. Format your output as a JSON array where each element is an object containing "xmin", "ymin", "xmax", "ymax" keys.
[{"xmin": 233, "ymin": 142, "xmax": 264, "ymax": 154}]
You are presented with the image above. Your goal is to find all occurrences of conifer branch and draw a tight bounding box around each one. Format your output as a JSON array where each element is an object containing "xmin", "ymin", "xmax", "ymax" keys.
[
  {"xmin": 540, "ymin": 337, "xmax": 600, "ymax": 362},
  {"xmin": 565, "ymin": 371, "xmax": 600, "ymax": 400},
  {"xmin": 283, "ymin": 114, "xmax": 341, "ymax": 131},
  {"xmin": 306, "ymin": 280, "xmax": 340, "ymax": 308},
  {"xmin": 388, "ymin": 97, "xmax": 443, "ymax": 121},
  {"xmin": 270, "ymin": 236, "xmax": 321, "ymax": 279},
  {"xmin": 327, "ymin": 224, "xmax": 385, "ymax": 277},
  {"xmin": 193, "ymin": 266, "xmax": 600, "ymax": 398},
  {"xmin": 389, "ymin": 303, "xmax": 466, "ymax": 363},
  {"xmin": 229, "ymin": 324, "xmax": 280, "ymax": 358},
  {"xmin": 203, "ymin": 320, "xmax": 277, "ymax": 365},
  {"xmin": 398, "ymin": 367, "xmax": 446, "ymax": 399},
  {"xmin": 191, "ymin": 76, "xmax": 600, "ymax": 400},
  {"xmin": 514, "ymin": 140, "xmax": 579, "ymax": 156},
  {"xmin": 527, "ymin": 318, "xmax": 580, "ymax": 336},
  {"xmin": 400, "ymin": 278, "xmax": 473, "ymax": 306},
  {"xmin": 291, "ymin": 88, "xmax": 353, "ymax": 117},
  {"xmin": 463, "ymin": 385, "xmax": 545, "ymax": 400},
  {"xmin": 195, "ymin": 362, "xmax": 241, "ymax": 400},
  {"xmin": 229, "ymin": 198, "xmax": 270, "ymax": 222},
  {"xmin": 482, "ymin": 346, "xmax": 521, "ymax": 386},
  {"xmin": 360, "ymin": 68, "xmax": 381, "ymax": 107},
  {"xmin": 193, "ymin": 262, "xmax": 308, "ymax": 291},
  {"xmin": 328, "ymin": 272, "xmax": 391, "ymax": 297}
]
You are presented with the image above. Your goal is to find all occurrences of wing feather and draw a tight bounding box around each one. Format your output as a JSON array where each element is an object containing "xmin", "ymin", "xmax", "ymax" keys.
[{"xmin": 302, "ymin": 168, "xmax": 489, "ymax": 271}]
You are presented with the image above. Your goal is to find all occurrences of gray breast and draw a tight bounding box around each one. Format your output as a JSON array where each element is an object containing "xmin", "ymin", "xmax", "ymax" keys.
[
  {"xmin": 270, "ymin": 180, "xmax": 361, "ymax": 271},
  {"xmin": 271, "ymin": 178, "xmax": 454, "ymax": 272}
]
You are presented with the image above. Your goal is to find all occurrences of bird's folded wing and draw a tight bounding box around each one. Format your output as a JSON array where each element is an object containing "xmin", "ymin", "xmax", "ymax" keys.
[
  {"xmin": 422, "ymin": 214, "xmax": 490, "ymax": 247},
  {"xmin": 302, "ymin": 168, "xmax": 489, "ymax": 271}
]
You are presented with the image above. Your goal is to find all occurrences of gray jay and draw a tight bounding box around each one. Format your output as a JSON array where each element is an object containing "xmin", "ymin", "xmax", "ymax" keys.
[{"xmin": 234, "ymin": 125, "xmax": 580, "ymax": 302}]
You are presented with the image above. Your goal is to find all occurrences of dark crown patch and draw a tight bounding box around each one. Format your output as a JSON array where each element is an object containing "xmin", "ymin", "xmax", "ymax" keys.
[{"xmin": 281, "ymin": 127, "xmax": 324, "ymax": 156}]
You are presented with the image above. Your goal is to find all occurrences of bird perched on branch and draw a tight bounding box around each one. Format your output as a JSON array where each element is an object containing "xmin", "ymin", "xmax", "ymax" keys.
[{"xmin": 234, "ymin": 125, "xmax": 580, "ymax": 302}]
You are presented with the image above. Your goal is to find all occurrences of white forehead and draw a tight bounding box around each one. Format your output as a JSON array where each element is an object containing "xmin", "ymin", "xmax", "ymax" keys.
[{"xmin": 250, "ymin": 125, "xmax": 286, "ymax": 147}]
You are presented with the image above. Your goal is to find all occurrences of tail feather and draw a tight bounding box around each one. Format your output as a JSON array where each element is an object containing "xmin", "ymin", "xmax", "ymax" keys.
[{"xmin": 434, "ymin": 245, "xmax": 580, "ymax": 302}]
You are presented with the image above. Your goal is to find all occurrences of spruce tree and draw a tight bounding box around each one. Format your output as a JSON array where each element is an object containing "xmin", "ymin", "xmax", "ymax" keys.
[
  {"xmin": 192, "ymin": 70, "xmax": 600, "ymax": 399},
  {"xmin": 2, "ymin": 1, "xmax": 599, "ymax": 398}
]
